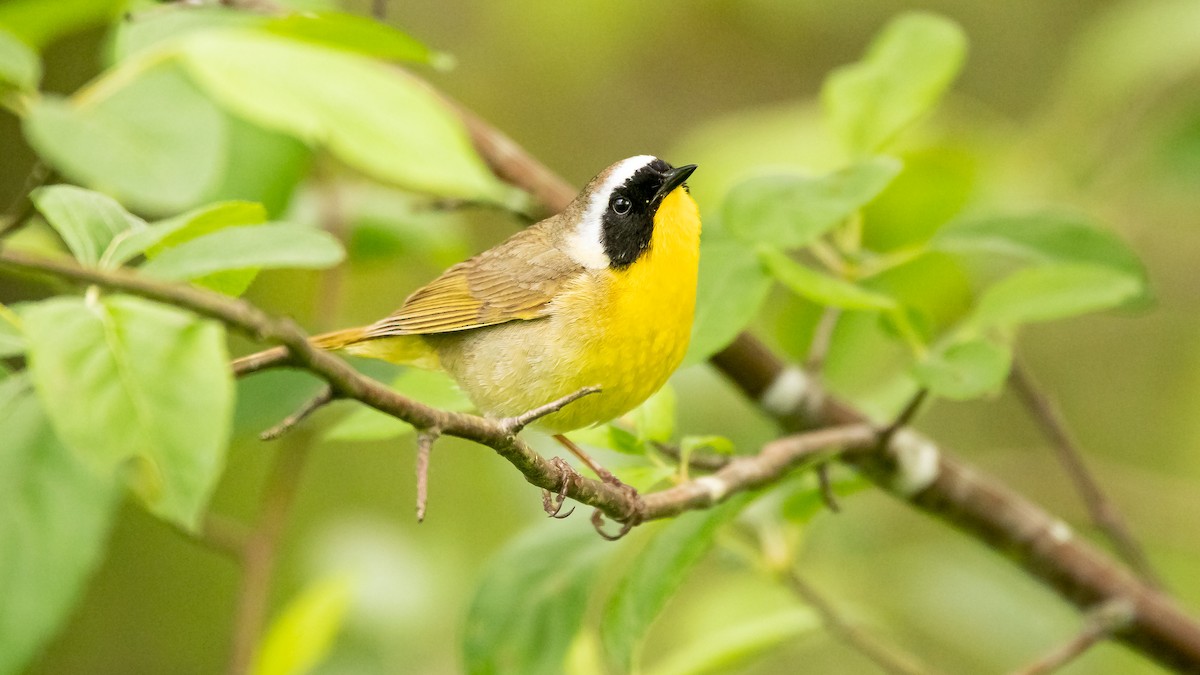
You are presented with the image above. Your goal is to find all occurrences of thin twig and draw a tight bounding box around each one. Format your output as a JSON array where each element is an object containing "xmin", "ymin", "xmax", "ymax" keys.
[
  {"xmin": 503, "ymin": 386, "xmax": 601, "ymax": 434},
  {"xmin": 784, "ymin": 570, "xmax": 933, "ymax": 675},
  {"xmin": 226, "ymin": 438, "xmax": 313, "ymax": 675},
  {"xmin": 806, "ymin": 308, "xmax": 841, "ymax": 374},
  {"xmin": 1011, "ymin": 599, "xmax": 1135, "ymax": 675},
  {"xmin": 1010, "ymin": 360, "xmax": 1162, "ymax": 588},
  {"xmin": 415, "ymin": 429, "xmax": 438, "ymax": 522},
  {"xmin": 259, "ymin": 385, "xmax": 337, "ymax": 440}
]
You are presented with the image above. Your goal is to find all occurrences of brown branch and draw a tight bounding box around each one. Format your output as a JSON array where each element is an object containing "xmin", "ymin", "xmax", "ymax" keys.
[
  {"xmin": 259, "ymin": 385, "xmax": 336, "ymax": 441},
  {"xmin": 415, "ymin": 429, "xmax": 437, "ymax": 522},
  {"xmin": 0, "ymin": 250, "xmax": 863, "ymax": 527},
  {"xmin": 1011, "ymin": 599, "xmax": 1134, "ymax": 675},
  {"xmin": 1009, "ymin": 360, "xmax": 1162, "ymax": 588},
  {"xmin": 226, "ymin": 437, "xmax": 313, "ymax": 675},
  {"xmin": 784, "ymin": 570, "xmax": 934, "ymax": 675}
]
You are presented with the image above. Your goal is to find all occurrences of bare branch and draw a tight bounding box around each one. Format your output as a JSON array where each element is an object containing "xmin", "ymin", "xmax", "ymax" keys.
[
  {"xmin": 415, "ymin": 429, "xmax": 438, "ymax": 522},
  {"xmin": 784, "ymin": 570, "xmax": 934, "ymax": 675},
  {"xmin": 226, "ymin": 439, "xmax": 313, "ymax": 675},
  {"xmin": 1010, "ymin": 360, "xmax": 1162, "ymax": 588},
  {"xmin": 503, "ymin": 386, "xmax": 601, "ymax": 434},
  {"xmin": 259, "ymin": 385, "xmax": 337, "ymax": 441},
  {"xmin": 1011, "ymin": 599, "xmax": 1135, "ymax": 675}
]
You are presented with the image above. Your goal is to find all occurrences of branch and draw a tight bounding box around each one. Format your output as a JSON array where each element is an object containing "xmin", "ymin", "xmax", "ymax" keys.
[
  {"xmin": 784, "ymin": 570, "xmax": 934, "ymax": 675},
  {"xmin": 0, "ymin": 250, "xmax": 868, "ymax": 527},
  {"xmin": 1009, "ymin": 360, "xmax": 1162, "ymax": 587},
  {"xmin": 1011, "ymin": 599, "xmax": 1134, "ymax": 675}
]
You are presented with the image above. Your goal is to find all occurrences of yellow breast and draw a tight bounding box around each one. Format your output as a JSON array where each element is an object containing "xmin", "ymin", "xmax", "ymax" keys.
[{"xmin": 533, "ymin": 187, "xmax": 702, "ymax": 430}]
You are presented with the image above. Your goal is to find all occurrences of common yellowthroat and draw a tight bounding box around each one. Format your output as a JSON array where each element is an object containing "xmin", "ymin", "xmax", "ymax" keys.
[{"xmin": 234, "ymin": 156, "xmax": 700, "ymax": 433}]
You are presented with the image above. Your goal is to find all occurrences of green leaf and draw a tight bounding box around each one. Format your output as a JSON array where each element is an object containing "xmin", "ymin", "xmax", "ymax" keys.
[
  {"xmin": 464, "ymin": 524, "xmax": 612, "ymax": 675},
  {"xmin": 24, "ymin": 64, "xmax": 226, "ymax": 215},
  {"xmin": 325, "ymin": 369, "xmax": 472, "ymax": 442},
  {"xmin": 913, "ymin": 337, "xmax": 1012, "ymax": 400},
  {"xmin": 682, "ymin": 238, "xmax": 773, "ymax": 366},
  {"xmin": 759, "ymin": 246, "xmax": 897, "ymax": 311},
  {"xmin": 723, "ymin": 158, "xmax": 901, "ymax": 248},
  {"xmin": 933, "ymin": 212, "xmax": 1148, "ymax": 292},
  {"xmin": 22, "ymin": 295, "xmax": 234, "ymax": 530},
  {"xmin": 252, "ymin": 575, "xmax": 352, "ymax": 675},
  {"xmin": 177, "ymin": 30, "xmax": 511, "ymax": 203},
  {"xmin": 138, "ymin": 223, "xmax": 345, "ymax": 287},
  {"xmin": 680, "ymin": 435, "xmax": 736, "ymax": 456},
  {"xmin": 972, "ymin": 264, "xmax": 1143, "ymax": 328},
  {"xmin": 861, "ymin": 144, "xmax": 976, "ymax": 251},
  {"xmin": 601, "ymin": 495, "xmax": 754, "ymax": 672},
  {"xmin": 822, "ymin": 12, "xmax": 967, "ymax": 153},
  {"xmin": 110, "ymin": 5, "xmax": 261, "ymax": 62},
  {"xmin": 0, "ymin": 375, "xmax": 120, "ymax": 675},
  {"xmin": 0, "ymin": 27, "xmax": 40, "ymax": 92},
  {"xmin": 263, "ymin": 11, "xmax": 447, "ymax": 66},
  {"xmin": 30, "ymin": 185, "xmax": 146, "ymax": 267},
  {"xmin": 0, "ymin": 305, "xmax": 25, "ymax": 358},
  {"xmin": 567, "ymin": 423, "xmax": 644, "ymax": 456},
  {"xmin": 646, "ymin": 608, "xmax": 821, "ymax": 675},
  {"xmin": 631, "ymin": 384, "xmax": 676, "ymax": 444},
  {"xmin": 105, "ymin": 201, "xmax": 269, "ymax": 268},
  {"xmin": 0, "ymin": 0, "xmax": 125, "ymax": 49}
]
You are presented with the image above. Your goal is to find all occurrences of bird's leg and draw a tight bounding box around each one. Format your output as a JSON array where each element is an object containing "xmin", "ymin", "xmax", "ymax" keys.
[
  {"xmin": 552, "ymin": 434, "xmax": 634, "ymax": 492},
  {"xmin": 541, "ymin": 457, "xmax": 577, "ymax": 519}
]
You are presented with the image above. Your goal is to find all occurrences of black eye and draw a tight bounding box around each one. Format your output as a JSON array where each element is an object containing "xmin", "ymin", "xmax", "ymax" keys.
[{"xmin": 611, "ymin": 196, "xmax": 632, "ymax": 215}]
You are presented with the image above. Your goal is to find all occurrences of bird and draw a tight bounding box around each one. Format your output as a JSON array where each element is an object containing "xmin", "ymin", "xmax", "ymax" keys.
[{"xmin": 233, "ymin": 155, "xmax": 700, "ymax": 436}]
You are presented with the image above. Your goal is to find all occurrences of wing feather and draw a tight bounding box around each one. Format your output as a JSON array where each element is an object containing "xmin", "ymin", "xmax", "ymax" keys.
[{"xmin": 360, "ymin": 219, "xmax": 582, "ymax": 338}]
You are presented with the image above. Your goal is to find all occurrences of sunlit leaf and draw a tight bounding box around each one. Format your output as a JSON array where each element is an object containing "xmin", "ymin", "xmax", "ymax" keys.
[
  {"xmin": 201, "ymin": 115, "xmax": 313, "ymax": 218},
  {"xmin": 913, "ymin": 337, "xmax": 1012, "ymax": 400},
  {"xmin": 324, "ymin": 369, "xmax": 472, "ymax": 442},
  {"xmin": 759, "ymin": 247, "xmax": 897, "ymax": 311},
  {"xmin": 464, "ymin": 524, "xmax": 612, "ymax": 675},
  {"xmin": 646, "ymin": 608, "xmax": 821, "ymax": 675},
  {"xmin": 110, "ymin": 5, "xmax": 259, "ymax": 62},
  {"xmin": 105, "ymin": 201, "xmax": 269, "ymax": 268},
  {"xmin": 0, "ymin": 310, "xmax": 23, "ymax": 358},
  {"xmin": 972, "ymin": 264, "xmax": 1142, "ymax": 328},
  {"xmin": 822, "ymin": 12, "xmax": 967, "ymax": 153},
  {"xmin": 24, "ymin": 65, "xmax": 226, "ymax": 215},
  {"xmin": 30, "ymin": 185, "xmax": 146, "ymax": 267},
  {"xmin": 934, "ymin": 212, "xmax": 1148, "ymax": 298},
  {"xmin": 22, "ymin": 295, "xmax": 233, "ymax": 530},
  {"xmin": 263, "ymin": 11, "xmax": 447, "ymax": 66},
  {"xmin": 0, "ymin": 27, "xmax": 39, "ymax": 92},
  {"xmin": 138, "ymin": 223, "xmax": 345, "ymax": 288},
  {"xmin": 252, "ymin": 575, "xmax": 352, "ymax": 675},
  {"xmin": 0, "ymin": 0, "xmax": 124, "ymax": 49},
  {"xmin": 0, "ymin": 375, "xmax": 120, "ymax": 675},
  {"xmin": 177, "ymin": 30, "xmax": 512, "ymax": 203},
  {"xmin": 601, "ymin": 495, "xmax": 754, "ymax": 672},
  {"xmin": 862, "ymin": 144, "xmax": 976, "ymax": 251},
  {"xmin": 723, "ymin": 158, "xmax": 901, "ymax": 248},
  {"xmin": 683, "ymin": 238, "xmax": 772, "ymax": 366}
]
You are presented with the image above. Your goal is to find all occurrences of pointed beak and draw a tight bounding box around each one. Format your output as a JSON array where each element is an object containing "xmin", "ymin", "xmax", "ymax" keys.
[{"xmin": 655, "ymin": 164, "xmax": 697, "ymax": 202}]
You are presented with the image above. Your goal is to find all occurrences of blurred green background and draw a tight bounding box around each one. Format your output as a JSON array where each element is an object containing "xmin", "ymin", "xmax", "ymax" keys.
[{"xmin": 3, "ymin": 0, "xmax": 1200, "ymax": 673}]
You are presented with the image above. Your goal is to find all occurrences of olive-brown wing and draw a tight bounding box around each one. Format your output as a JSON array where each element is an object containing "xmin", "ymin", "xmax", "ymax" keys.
[{"xmin": 360, "ymin": 221, "xmax": 581, "ymax": 337}]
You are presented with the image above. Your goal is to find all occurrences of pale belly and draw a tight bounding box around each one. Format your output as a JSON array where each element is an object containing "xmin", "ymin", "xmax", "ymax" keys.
[{"xmin": 426, "ymin": 269, "xmax": 695, "ymax": 432}]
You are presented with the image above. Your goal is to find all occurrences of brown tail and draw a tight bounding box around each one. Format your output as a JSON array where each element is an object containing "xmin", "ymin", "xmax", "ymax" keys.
[{"xmin": 231, "ymin": 327, "xmax": 367, "ymax": 378}]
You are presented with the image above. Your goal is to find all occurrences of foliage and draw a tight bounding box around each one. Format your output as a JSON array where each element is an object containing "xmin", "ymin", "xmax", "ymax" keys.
[{"xmin": 0, "ymin": 2, "xmax": 1190, "ymax": 674}]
